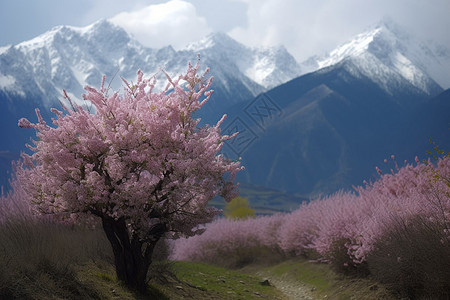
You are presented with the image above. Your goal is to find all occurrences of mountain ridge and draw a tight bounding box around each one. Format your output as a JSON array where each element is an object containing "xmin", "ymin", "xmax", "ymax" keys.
[
  {"xmin": 1, "ymin": 20, "xmax": 302, "ymax": 103},
  {"xmin": 301, "ymin": 18, "xmax": 450, "ymax": 91},
  {"xmin": 221, "ymin": 55, "xmax": 447, "ymax": 196}
]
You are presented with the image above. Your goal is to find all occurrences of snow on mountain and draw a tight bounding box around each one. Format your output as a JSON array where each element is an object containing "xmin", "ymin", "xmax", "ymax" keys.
[
  {"xmin": 300, "ymin": 19, "xmax": 449, "ymax": 94},
  {"xmin": 2, "ymin": 16, "xmax": 446, "ymax": 115},
  {"xmin": 185, "ymin": 32, "xmax": 301, "ymax": 88},
  {"xmin": 1, "ymin": 20, "xmax": 145, "ymax": 106},
  {"xmin": 0, "ymin": 20, "xmax": 301, "ymax": 114}
]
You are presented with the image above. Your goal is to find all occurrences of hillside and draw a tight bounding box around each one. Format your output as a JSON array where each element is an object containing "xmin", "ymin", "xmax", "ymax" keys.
[{"xmin": 220, "ymin": 21, "xmax": 450, "ymax": 196}]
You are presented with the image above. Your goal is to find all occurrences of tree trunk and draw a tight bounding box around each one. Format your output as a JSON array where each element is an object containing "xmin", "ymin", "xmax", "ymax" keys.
[{"xmin": 101, "ymin": 217, "xmax": 158, "ymax": 293}]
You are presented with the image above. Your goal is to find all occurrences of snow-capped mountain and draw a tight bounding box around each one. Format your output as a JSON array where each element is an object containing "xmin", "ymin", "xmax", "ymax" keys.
[
  {"xmin": 185, "ymin": 32, "xmax": 301, "ymax": 89},
  {"xmin": 0, "ymin": 20, "xmax": 301, "ymax": 111},
  {"xmin": 218, "ymin": 19, "xmax": 449, "ymax": 197},
  {"xmin": 300, "ymin": 19, "xmax": 449, "ymax": 95},
  {"xmin": 1, "ymin": 20, "xmax": 152, "ymax": 105}
]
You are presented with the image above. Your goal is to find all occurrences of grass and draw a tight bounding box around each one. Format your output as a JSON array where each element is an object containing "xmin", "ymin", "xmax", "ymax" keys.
[
  {"xmin": 266, "ymin": 259, "xmax": 332, "ymax": 292},
  {"xmin": 74, "ymin": 260, "xmax": 286, "ymax": 300},
  {"xmin": 250, "ymin": 257, "xmax": 395, "ymax": 300},
  {"xmin": 166, "ymin": 261, "xmax": 285, "ymax": 299},
  {"xmin": 74, "ymin": 262, "xmax": 153, "ymax": 300},
  {"xmin": 0, "ymin": 215, "xmax": 395, "ymax": 299},
  {"xmin": 0, "ymin": 218, "xmax": 286, "ymax": 299}
]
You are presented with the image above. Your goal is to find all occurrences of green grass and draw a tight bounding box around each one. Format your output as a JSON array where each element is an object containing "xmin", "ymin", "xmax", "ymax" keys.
[
  {"xmin": 266, "ymin": 259, "xmax": 332, "ymax": 292},
  {"xmin": 156, "ymin": 261, "xmax": 286, "ymax": 299},
  {"xmin": 255, "ymin": 258, "xmax": 395, "ymax": 300},
  {"xmin": 75, "ymin": 260, "xmax": 287, "ymax": 300},
  {"xmin": 94, "ymin": 271, "xmax": 115, "ymax": 282},
  {"xmin": 75, "ymin": 263, "xmax": 138, "ymax": 300}
]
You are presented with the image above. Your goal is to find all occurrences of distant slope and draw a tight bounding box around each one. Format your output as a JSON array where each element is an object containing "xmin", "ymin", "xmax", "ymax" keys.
[
  {"xmin": 398, "ymin": 88, "xmax": 450, "ymax": 159},
  {"xmin": 222, "ymin": 60, "xmax": 447, "ymax": 196},
  {"xmin": 218, "ymin": 20, "xmax": 450, "ymax": 197}
]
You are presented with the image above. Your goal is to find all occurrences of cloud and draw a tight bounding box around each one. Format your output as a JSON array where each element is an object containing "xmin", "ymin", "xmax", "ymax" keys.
[
  {"xmin": 109, "ymin": 0, "xmax": 212, "ymax": 49},
  {"xmin": 227, "ymin": 0, "xmax": 450, "ymax": 62}
]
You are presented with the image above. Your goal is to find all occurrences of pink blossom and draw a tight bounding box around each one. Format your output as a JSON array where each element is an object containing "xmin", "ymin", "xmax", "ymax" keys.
[{"xmin": 17, "ymin": 118, "xmax": 33, "ymax": 129}]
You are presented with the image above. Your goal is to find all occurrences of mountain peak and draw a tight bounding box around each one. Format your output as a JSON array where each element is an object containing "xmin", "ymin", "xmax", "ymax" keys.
[
  {"xmin": 85, "ymin": 19, "xmax": 127, "ymax": 36},
  {"xmin": 80, "ymin": 19, "xmax": 131, "ymax": 47},
  {"xmin": 305, "ymin": 19, "xmax": 446, "ymax": 94},
  {"xmin": 183, "ymin": 32, "xmax": 301, "ymax": 89},
  {"xmin": 15, "ymin": 19, "xmax": 130, "ymax": 52},
  {"xmin": 316, "ymin": 21, "xmax": 402, "ymax": 70},
  {"xmin": 207, "ymin": 32, "xmax": 235, "ymax": 43},
  {"xmin": 184, "ymin": 32, "xmax": 244, "ymax": 52}
]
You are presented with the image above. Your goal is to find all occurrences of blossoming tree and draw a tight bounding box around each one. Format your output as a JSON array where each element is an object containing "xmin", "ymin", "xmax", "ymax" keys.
[{"xmin": 16, "ymin": 57, "xmax": 242, "ymax": 292}]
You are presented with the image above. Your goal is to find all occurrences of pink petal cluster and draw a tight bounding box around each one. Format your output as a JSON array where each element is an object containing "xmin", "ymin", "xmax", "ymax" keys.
[
  {"xmin": 171, "ymin": 156, "xmax": 450, "ymax": 265},
  {"xmin": 14, "ymin": 56, "xmax": 243, "ymax": 240}
]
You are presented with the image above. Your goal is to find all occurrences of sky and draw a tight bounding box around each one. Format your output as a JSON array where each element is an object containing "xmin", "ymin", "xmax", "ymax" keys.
[{"xmin": 1, "ymin": 0, "xmax": 449, "ymax": 62}]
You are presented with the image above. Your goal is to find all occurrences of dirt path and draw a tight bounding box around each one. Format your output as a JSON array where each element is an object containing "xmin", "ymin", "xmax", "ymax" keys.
[{"xmin": 255, "ymin": 270, "xmax": 317, "ymax": 300}]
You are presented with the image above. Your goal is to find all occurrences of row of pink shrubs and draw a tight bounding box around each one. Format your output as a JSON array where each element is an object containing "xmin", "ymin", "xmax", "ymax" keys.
[{"xmin": 171, "ymin": 156, "xmax": 450, "ymax": 268}]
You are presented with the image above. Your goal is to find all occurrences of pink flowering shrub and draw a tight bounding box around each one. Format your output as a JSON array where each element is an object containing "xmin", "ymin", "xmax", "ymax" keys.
[
  {"xmin": 171, "ymin": 155, "xmax": 450, "ymax": 282},
  {"xmin": 277, "ymin": 199, "xmax": 327, "ymax": 257},
  {"xmin": 171, "ymin": 214, "xmax": 285, "ymax": 267},
  {"xmin": 309, "ymin": 157, "xmax": 449, "ymax": 267},
  {"xmin": 13, "ymin": 56, "xmax": 243, "ymax": 292},
  {"xmin": 364, "ymin": 157, "xmax": 450, "ymax": 297}
]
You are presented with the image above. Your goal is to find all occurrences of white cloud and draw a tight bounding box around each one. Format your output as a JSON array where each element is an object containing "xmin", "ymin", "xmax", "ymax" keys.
[
  {"xmin": 227, "ymin": 0, "xmax": 450, "ymax": 62},
  {"xmin": 109, "ymin": 0, "xmax": 212, "ymax": 49},
  {"xmin": 227, "ymin": 0, "xmax": 370, "ymax": 61}
]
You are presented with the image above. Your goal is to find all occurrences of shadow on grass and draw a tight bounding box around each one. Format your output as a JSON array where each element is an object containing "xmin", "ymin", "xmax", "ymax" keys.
[
  {"xmin": 0, "ymin": 217, "xmax": 112, "ymax": 299},
  {"xmin": 0, "ymin": 216, "xmax": 182, "ymax": 299}
]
